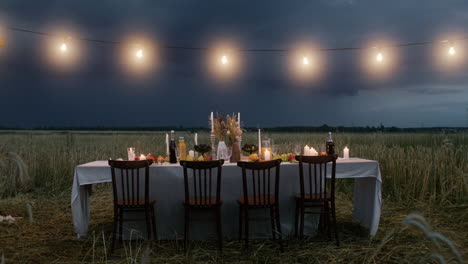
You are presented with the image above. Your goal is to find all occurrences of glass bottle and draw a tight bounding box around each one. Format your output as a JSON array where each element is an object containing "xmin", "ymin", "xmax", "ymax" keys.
[
  {"xmin": 326, "ymin": 132, "xmax": 335, "ymax": 155},
  {"xmin": 169, "ymin": 130, "xmax": 177, "ymax": 163},
  {"xmin": 178, "ymin": 137, "xmax": 187, "ymax": 161}
]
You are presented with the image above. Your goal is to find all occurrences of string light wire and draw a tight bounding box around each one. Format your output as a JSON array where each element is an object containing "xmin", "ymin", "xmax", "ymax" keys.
[{"xmin": 3, "ymin": 25, "xmax": 468, "ymax": 52}]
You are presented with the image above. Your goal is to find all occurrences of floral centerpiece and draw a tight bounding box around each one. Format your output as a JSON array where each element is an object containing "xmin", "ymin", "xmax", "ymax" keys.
[
  {"xmin": 213, "ymin": 114, "xmax": 228, "ymax": 160},
  {"xmin": 226, "ymin": 114, "xmax": 242, "ymax": 162}
]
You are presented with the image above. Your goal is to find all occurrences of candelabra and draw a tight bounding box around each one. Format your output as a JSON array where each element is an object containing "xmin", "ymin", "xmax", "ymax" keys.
[{"xmin": 210, "ymin": 131, "xmax": 216, "ymax": 158}]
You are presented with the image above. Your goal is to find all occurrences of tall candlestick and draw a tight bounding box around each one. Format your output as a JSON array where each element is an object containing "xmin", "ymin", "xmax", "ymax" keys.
[
  {"xmin": 195, "ymin": 133, "xmax": 198, "ymax": 146},
  {"xmin": 165, "ymin": 133, "xmax": 169, "ymax": 156},
  {"xmin": 238, "ymin": 112, "xmax": 240, "ymax": 126},
  {"xmin": 210, "ymin": 112, "xmax": 214, "ymax": 132},
  {"xmin": 343, "ymin": 146, "xmax": 349, "ymax": 159},
  {"xmin": 258, "ymin": 129, "xmax": 262, "ymax": 157}
]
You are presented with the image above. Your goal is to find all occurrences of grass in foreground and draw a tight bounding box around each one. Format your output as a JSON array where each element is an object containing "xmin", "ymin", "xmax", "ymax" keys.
[{"xmin": 0, "ymin": 187, "xmax": 466, "ymax": 263}]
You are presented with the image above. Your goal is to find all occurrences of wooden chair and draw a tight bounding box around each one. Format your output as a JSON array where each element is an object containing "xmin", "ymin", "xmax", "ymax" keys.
[
  {"xmin": 180, "ymin": 159, "xmax": 224, "ymax": 252},
  {"xmin": 108, "ymin": 159, "xmax": 156, "ymax": 251},
  {"xmin": 294, "ymin": 155, "xmax": 339, "ymax": 246},
  {"xmin": 237, "ymin": 159, "xmax": 284, "ymax": 252}
]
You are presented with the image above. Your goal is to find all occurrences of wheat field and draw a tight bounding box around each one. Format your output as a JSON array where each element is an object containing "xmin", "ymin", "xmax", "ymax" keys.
[{"xmin": 0, "ymin": 131, "xmax": 467, "ymax": 263}]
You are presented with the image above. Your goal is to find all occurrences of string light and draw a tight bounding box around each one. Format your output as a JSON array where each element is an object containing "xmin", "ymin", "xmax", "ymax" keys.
[
  {"xmin": 136, "ymin": 49, "xmax": 143, "ymax": 59},
  {"xmin": 60, "ymin": 42, "xmax": 67, "ymax": 53},
  {"xmin": 448, "ymin": 41, "xmax": 455, "ymax": 56},
  {"xmin": 375, "ymin": 47, "xmax": 383, "ymax": 62},
  {"xmin": 221, "ymin": 55, "xmax": 228, "ymax": 65},
  {"xmin": 1, "ymin": 24, "xmax": 468, "ymax": 77}
]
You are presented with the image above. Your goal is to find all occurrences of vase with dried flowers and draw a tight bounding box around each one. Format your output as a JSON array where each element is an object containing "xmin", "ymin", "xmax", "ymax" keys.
[
  {"xmin": 214, "ymin": 114, "xmax": 228, "ymax": 160},
  {"xmin": 226, "ymin": 114, "xmax": 242, "ymax": 162}
]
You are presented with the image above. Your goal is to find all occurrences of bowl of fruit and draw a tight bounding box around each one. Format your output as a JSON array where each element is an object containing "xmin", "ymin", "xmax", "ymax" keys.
[{"xmin": 242, "ymin": 144, "xmax": 258, "ymax": 155}]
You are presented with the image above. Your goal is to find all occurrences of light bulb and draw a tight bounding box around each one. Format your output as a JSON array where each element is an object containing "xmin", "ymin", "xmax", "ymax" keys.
[
  {"xmin": 221, "ymin": 55, "xmax": 228, "ymax": 65},
  {"xmin": 376, "ymin": 52, "xmax": 383, "ymax": 62},
  {"xmin": 60, "ymin": 43, "xmax": 67, "ymax": 53},
  {"xmin": 136, "ymin": 49, "xmax": 143, "ymax": 59},
  {"xmin": 448, "ymin": 46, "xmax": 455, "ymax": 56},
  {"xmin": 303, "ymin": 56, "xmax": 309, "ymax": 65}
]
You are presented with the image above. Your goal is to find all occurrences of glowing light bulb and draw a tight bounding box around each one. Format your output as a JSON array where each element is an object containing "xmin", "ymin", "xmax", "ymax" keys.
[
  {"xmin": 221, "ymin": 55, "xmax": 228, "ymax": 65},
  {"xmin": 376, "ymin": 52, "xmax": 383, "ymax": 62},
  {"xmin": 60, "ymin": 43, "xmax": 67, "ymax": 53},
  {"xmin": 303, "ymin": 56, "xmax": 309, "ymax": 65},
  {"xmin": 136, "ymin": 49, "xmax": 143, "ymax": 59},
  {"xmin": 448, "ymin": 46, "xmax": 455, "ymax": 56}
]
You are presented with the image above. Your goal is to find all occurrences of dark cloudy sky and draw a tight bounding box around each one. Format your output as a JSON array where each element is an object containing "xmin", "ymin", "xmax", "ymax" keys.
[{"xmin": 0, "ymin": 0, "xmax": 467, "ymax": 128}]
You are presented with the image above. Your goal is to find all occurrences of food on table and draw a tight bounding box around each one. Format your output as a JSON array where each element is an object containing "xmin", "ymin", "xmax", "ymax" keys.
[
  {"xmin": 288, "ymin": 153, "xmax": 296, "ymax": 162},
  {"xmin": 242, "ymin": 144, "xmax": 258, "ymax": 154},
  {"xmin": 134, "ymin": 156, "xmax": 140, "ymax": 160},
  {"xmin": 194, "ymin": 144, "xmax": 211, "ymax": 156},
  {"xmin": 157, "ymin": 156, "xmax": 166, "ymax": 163},
  {"xmin": 146, "ymin": 154, "xmax": 156, "ymax": 161},
  {"xmin": 186, "ymin": 156, "xmax": 194, "ymax": 161},
  {"xmin": 197, "ymin": 155, "xmax": 205, "ymax": 161},
  {"xmin": 248, "ymin": 153, "xmax": 259, "ymax": 162},
  {"xmin": 205, "ymin": 155, "xmax": 213, "ymax": 161}
]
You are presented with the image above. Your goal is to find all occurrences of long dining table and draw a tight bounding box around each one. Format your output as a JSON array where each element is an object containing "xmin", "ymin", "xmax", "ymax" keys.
[{"xmin": 71, "ymin": 158, "xmax": 382, "ymax": 240}]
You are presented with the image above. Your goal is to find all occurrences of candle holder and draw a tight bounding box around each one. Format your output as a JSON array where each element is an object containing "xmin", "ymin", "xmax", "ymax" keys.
[{"xmin": 210, "ymin": 131, "xmax": 216, "ymax": 158}]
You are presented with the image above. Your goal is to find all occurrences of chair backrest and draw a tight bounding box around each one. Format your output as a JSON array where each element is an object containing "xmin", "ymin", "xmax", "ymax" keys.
[
  {"xmin": 108, "ymin": 160, "xmax": 153, "ymax": 207},
  {"xmin": 237, "ymin": 159, "xmax": 282, "ymax": 206},
  {"xmin": 180, "ymin": 160, "xmax": 224, "ymax": 205},
  {"xmin": 295, "ymin": 155, "xmax": 338, "ymax": 200}
]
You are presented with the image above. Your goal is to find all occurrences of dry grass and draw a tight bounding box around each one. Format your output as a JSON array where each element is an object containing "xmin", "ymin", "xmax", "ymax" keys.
[
  {"xmin": 0, "ymin": 131, "xmax": 467, "ymax": 263},
  {"xmin": 0, "ymin": 187, "xmax": 466, "ymax": 263}
]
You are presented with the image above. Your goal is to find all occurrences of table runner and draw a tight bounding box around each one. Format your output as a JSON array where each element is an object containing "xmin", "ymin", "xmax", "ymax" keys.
[{"xmin": 71, "ymin": 158, "xmax": 381, "ymax": 239}]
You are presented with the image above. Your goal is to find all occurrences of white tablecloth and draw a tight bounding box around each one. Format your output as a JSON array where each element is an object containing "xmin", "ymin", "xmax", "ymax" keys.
[{"xmin": 71, "ymin": 158, "xmax": 381, "ymax": 239}]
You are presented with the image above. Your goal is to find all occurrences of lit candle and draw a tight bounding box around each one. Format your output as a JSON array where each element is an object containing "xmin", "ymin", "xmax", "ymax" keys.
[
  {"xmin": 310, "ymin": 147, "xmax": 317, "ymax": 156},
  {"xmin": 258, "ymin": 129, "xmax": 262, "ymax": 156},
  {"xmin": 211, "ymin": 112, "xmax": 214, "ymax": 132},
  {"xmin": 264, "ymin": 149, "xmax": 271, "ymax": 161},
  {"xmin": 189, "ymin": 150, "xmax": 195, "ymax": 157},
  {"xmin": 195, "ymin": 133, "xmax": 198, "ymax": 145},
  {"xmin": 165, "ymin": 133, "xmax": 169, "ymax": 156},
  {"xmin": 304, "ymin": 145, "xmax": 310, "ymax": 156},
  {"xmin": 343, "ymin": 146, "xmax": 349, "ymax": 159}
]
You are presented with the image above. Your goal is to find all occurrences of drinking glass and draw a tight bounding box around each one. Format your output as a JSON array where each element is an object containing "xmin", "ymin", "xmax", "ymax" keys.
[
  {"xmin": 272, "ymin": 145, "xmax": 279, "ymax": 156},
  {"xmin": 127, "ymin": 147, "xmax": 135, "ymax": 161},
  {"xmin": 319, "ymin": 144, "xmax": 326, "ymax": 155},
  {"xmin": 294, "ymin": 144, "xmax": 302, "ymax": 155},
  {"xmin": 176, "ymin": 148, "xmax": 181, "ymax": 161},
  {"xmin": 225, "ymin": 147, "xmax": 233, "ymax": 163}
]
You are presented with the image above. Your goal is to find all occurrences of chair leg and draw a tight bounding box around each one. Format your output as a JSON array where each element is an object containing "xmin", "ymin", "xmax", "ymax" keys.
[
  {"xmin": 118, "ymin": 208, "xmax": 124, "ymax": 242},
  {"xmin": 270, "ymin": 207, "xmax": 277, "ymax": 240},
  {"xmin": 244, "ymin": 207, "xmax": 249, "ymax": 249},
  {"xmin": 184, "ymin": 206, "xmax": 190, "ymax": 252},
  {"xmin": 299, "ymin": 202, "xmax": 305, "ymax": 239},
  {"xmin": 238, "ymin": 206, "xmax": 243, "ymax": 241},
  {"xmin": 150, "ymin": 204, "xmax": 157, "ymax": 240},
  {"xmin": 216, "ymin": 206, "xmax": 223, "ymax": 252},
  {"xmin": 331, "ymin": 201, "xmax": 339, "ymax": 246},
  {"xmin": 325, "ymin": 203, "xmax": 331, "ymax": 240},
  {"xmin": 145, "ymin": 207, "xmax": 151, "ymax": 240},
  {"xmin": 294, "ymin": 200, "xmax": 299, "ymax": 237},
  {"xmin": 275, "ymin": 205, "xmax": 284, "ymax": 253},
  {"xmin": 111, "ymin": 207, "xmax": 118, "ymax": 252}
]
